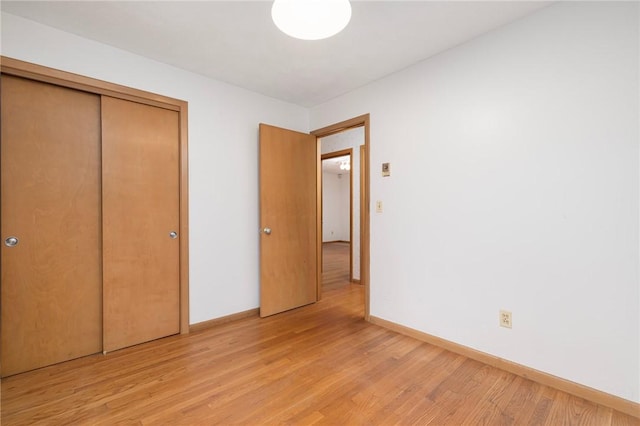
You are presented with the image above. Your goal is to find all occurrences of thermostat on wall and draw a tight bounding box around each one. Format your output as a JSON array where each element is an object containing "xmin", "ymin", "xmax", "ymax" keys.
[{"xmin": 382, "ymin": 162, "xmax": 390, "ymax": 177}]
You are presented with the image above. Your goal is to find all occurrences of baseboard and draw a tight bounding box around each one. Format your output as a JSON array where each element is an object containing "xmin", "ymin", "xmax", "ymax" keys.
[
  {"xmin": 368, "ymin": 316, "xmax": 640, "ymax": 419},
  {"xmin": 351, "ymin": 279, "xmax": 361, "ymax": 284},
  {"xmin": 190, "ymin": 308, "xmax": 259, "ymax": 333}
]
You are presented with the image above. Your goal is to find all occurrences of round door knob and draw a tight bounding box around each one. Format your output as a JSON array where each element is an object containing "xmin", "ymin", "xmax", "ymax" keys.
[
  {"xmin": 4, "ymin": 236, "xmax": 19, "ymax": 247},
  {"xmin": 169, "ymin": 231, "xmax": 178, "ymax": 239},
  {"xmin": 263, "ymin": 227, "xmax": 272, "ymax": 235}
]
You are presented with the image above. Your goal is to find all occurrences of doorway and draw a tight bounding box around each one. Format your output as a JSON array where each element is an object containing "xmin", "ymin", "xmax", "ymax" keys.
[
  {"xmin": 312, "ymin": 115, "xmax": 370, "ymax": 319},
  {"xmin": 321, "ymin": 149, "xmax": 353, "ymax": 286}
]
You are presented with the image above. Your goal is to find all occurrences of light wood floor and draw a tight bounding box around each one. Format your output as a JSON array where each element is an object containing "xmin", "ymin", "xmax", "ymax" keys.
[
  {"xmin": 322, "ymin": 241, "xmax": 354, "ymax": 291},
  {"xmin": 1, "ymin": 242, "xmax": 637, "ymax": 425}
]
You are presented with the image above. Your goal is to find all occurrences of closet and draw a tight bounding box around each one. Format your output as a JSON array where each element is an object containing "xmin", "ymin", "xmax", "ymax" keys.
[{"xmin": 0, "ymin": 59, "xmax": 188, "ymax": 377}]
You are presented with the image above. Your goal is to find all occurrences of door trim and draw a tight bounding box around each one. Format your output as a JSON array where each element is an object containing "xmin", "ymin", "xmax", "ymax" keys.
[
  {"xmin": 1, "ymin": 56, "xmax": 190, "ymax": 335},
  {"xmin": 321, "ymin": 149, "xmax": 354, "ymax": 282},
  {"xmin": 360, "ymin": 144, "xmax": 366, "ymax": 286},
  {"xmin": 312, "ymin": 114, "xmax": 370, "ymax": 320}
]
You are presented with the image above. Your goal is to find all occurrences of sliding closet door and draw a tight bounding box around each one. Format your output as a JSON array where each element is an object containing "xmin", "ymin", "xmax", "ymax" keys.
[
  {"xmin": 1, "ymin": 75, "xmax": 102, "ymax": 376},
  {"xmin": 101, "ymin": 96, "xmax": 180, "ymax": 352}
]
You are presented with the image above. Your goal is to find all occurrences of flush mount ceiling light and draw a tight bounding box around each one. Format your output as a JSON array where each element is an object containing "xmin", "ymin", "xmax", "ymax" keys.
[{"xmin": 271, "ymin": 0, "xmax": 352, "ymax": 41}]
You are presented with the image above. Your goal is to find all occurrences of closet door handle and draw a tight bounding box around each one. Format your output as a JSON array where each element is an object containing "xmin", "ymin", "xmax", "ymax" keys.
[
  {"xmin": 4, "ymin": 236, "xmax": 19, "ymax": 247},
  {"xmin": 169, "ymin": 231, "xmax": 178, "ymax": 239}
]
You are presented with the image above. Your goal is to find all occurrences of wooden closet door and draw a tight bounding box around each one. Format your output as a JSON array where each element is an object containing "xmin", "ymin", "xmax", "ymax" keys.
[
  {"xmin": 101, "ymin": 96, "xmax": 180, "ymax": 352},
  {"xmin": 1, "ymin": 75, "xmax": 102, "ymax": 376}
]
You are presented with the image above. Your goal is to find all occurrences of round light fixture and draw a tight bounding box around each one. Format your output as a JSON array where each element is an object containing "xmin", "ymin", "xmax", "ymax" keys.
[{"xmin": 271, "ymin": 0, "xmax": 352, "ymax": 41}]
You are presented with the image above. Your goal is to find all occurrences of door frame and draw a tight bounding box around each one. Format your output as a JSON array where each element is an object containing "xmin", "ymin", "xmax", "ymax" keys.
[
  {"xmin": 312, "ymin": 114, "xmax": 370, "ymax": 320},
  {"xmin": 0, "ymin": 56, "xmax": 190, "ymax": 335}
]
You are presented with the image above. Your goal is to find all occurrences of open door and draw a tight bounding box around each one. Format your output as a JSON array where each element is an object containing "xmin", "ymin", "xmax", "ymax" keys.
[{"xmin": 259, "ymin": 123, "xmax": 317, "ymax": 317}]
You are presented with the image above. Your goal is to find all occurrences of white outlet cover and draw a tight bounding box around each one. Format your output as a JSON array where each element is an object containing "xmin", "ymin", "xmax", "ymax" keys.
[{"xmin": 499, "ymin": 310, "xmax": 512, "ymax": 328}]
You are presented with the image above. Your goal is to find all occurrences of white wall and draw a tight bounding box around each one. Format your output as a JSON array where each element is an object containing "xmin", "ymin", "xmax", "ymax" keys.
[
  {"xmin": 311, "ymin": 2, "xmax": 639, "ymax": 403},
  {"xmin": 322, "ymin": 172, "xmax": 350, "ymax": 242},
  {"xmin": 0, "ymin": 12, "xmax": 309, "ymax": 325},
  {"xmin": 322, "ymin": 127, "xmax": 364, "ymax": 279}
]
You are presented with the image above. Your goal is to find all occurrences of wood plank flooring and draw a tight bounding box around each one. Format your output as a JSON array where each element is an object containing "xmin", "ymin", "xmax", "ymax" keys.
[
  {"xmin": 1, "ymin": 242, "xmax": 638, "ymax": 425},
  {"xmin": 322, "ymin": 241, "xmax": 354, "ymax": 291}
]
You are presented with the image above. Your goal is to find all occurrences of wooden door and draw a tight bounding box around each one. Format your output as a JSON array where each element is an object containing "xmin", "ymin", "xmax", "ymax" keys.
[
  {"xmin": 102, "ymin": 96, "xmax": 180, "ymax": 352},
  {"xmin": 259, "ymin": 124, "xmax": 317, "ymax": 317},
  {"xmin": 0, "ymin": 75, "xmax": 102, "ymax": 376}
]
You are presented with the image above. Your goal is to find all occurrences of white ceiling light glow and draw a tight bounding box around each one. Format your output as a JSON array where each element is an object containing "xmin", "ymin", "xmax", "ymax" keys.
[
  {"xmin": 271, "ymin": 0, "xmax": 352, "ymax": 41},
  {"xmin": 339, "ymin": 160, "xmax": 351, "ymax": 171}
]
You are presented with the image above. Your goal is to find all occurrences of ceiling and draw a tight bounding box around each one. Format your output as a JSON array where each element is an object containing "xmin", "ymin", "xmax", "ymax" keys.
[{"xmin": 1, "ymin": 1, "xmax": 552, "ymax": 107}]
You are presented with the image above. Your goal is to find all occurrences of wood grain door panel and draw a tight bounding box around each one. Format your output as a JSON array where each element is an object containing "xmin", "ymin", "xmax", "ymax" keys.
[
  {"xmin": 1, "ymin": 75, "xmax": 102, "ymax": 376},
  {"xmin": 102, "ymin": 96, "xmax": 180, "ymax": 352},
  {"xmin": 259, "ymin": 124, "xmax": 317, "ymax": 317}
]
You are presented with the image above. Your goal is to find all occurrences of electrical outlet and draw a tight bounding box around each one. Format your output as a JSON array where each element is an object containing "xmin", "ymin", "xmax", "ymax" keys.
[{"xmin": 499, "ymin": 310, "xmax": 512, "ymax": 329}]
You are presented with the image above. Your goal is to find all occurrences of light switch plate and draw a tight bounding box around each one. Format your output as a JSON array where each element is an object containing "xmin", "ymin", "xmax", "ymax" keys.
[{"xmin": 382, "ymin": 163, "xmax": 390, "ymax": 177}]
